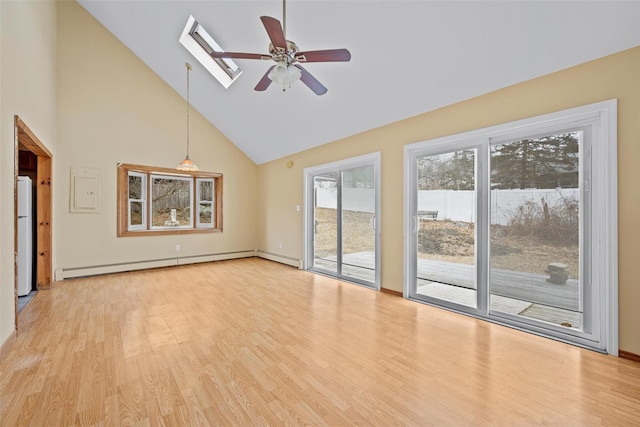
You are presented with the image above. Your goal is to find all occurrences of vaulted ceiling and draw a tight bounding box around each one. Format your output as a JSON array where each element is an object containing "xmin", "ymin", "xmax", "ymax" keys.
[{"xmin": 78, "ymin": 1, "xmax": 640, "ymax": 164}]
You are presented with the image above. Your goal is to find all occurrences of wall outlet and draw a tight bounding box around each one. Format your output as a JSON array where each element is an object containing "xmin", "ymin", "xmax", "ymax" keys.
[
  {"xmin": 175, "ymin": 244, "xmax": 180, "ymax": 252},
  {"xmin": 279, "ymin": 242, "xmax": 283, "ymax": 249}
]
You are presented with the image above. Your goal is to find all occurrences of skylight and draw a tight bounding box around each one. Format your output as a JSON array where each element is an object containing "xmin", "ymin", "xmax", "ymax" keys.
[{"xmin": 179, "ymin": 15, "xmax": 241, "ymax": 88}]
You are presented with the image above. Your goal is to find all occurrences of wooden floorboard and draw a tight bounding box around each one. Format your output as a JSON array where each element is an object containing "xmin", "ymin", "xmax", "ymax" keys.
[{"xmin": 1, "ymin": 257, "xmax": 639, "ymax": 426}]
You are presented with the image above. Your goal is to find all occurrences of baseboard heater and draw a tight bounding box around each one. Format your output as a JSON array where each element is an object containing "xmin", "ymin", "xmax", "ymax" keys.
[
  {"xmin": 256, "ymin": 250, "xmax": 302, "ymax": 269},
  {"xmin": 55, "ymin": 250, "xmax": 255, "ymax": 280}
]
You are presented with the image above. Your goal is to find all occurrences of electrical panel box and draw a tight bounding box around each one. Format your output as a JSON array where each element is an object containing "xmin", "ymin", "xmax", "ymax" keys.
[{"xmin": 70, "ymin": 167, "xmax": 100, "ymax": 213}]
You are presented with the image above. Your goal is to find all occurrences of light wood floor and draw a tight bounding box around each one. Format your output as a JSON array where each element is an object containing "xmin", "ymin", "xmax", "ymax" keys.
[{"xmin": 1, "ymin": 258, "xmax": 639, "ymax": 426}]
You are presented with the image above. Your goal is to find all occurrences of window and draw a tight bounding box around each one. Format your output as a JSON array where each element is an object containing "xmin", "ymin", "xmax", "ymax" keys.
[
  {"xmin": 150, "ymin": 174, "xmax": 193, "ymax": 229},
  {"xmin": 179, "ymin": 15, "xmax": 242, "ymax": 89},
  {"xmin": 117, "ymin": 164, "xmax": 222, "ymax": 236},
  {"xmin": 189, "ymin": 21, "xmax": 240, "ymax": 80},
  {"xmin": 128, "ymin": 172, "xmax": 146, "ymax": 230},
  {"xmin": 196, "ymin": 178, "xmax": 215, "ymax": 228}
]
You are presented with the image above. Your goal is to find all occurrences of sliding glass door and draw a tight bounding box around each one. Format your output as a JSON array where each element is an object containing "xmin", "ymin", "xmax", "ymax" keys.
[
  {"xmin": 404, "ymin": 101, "xmax": 618, "ymax": 352},
  {"xmin": 415, "ymin": 149, "xmax": 479, "ymax": 309},
  {"xmin": 312, "ymin": 172, "xmax": 339, "ymax": 274},
  {"xmin": 488, "ymin": 132, "xmax": 586, "ymax": 331},
  {"xmin": 305, "ymin": 153, "xmax": 380, "ymax": 289}
]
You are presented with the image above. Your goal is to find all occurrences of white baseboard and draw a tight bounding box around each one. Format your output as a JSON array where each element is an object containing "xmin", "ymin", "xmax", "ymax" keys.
[
  {"xmin": 55, "ymin": 250, "xmax": 256, "ymax": 280},
  {"xmin": 177, "ymin": 250, "xmax": 255, "ymax": 265},
  {"xmin": 256, "ymin": 250, "xmax": 302, "ymax": 268}
]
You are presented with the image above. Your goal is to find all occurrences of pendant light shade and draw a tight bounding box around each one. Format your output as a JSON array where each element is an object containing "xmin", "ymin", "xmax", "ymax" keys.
[
  {"xmin": 177, "ymin": 63, "xmax": 199, "ymax": 171},
  {"xmin": 177, "ymin": 156, "xmax": 198, "ymax": 172}
]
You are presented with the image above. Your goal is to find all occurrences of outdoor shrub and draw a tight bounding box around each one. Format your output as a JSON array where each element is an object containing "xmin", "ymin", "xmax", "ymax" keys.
[
  {"xmin": 505, "ymin": 195, "xmax": 578, "ymax": 246},
  {"xmin": 418, "ymin": 221, "xmax": 474, "ymax": 256}
]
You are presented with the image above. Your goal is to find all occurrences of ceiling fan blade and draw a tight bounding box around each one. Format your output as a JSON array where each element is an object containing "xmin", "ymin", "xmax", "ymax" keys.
[
  {"xmin": 294, "ymin": 49, "xmax": 351, "ymax": 63},
  {"xmin": 294, "ymin": 65, "xmax": 328, "ymax": 96},
  {"xmin": 210, "ymin": 52, "xmax": 271, "ymax": 60},
  {"xmin": 255, "ymin": 66, "xmax": 275, "ymax": 91},
  {"xmin": 260, "ymin": 16, "xmax": 287, "ymax": 51}
]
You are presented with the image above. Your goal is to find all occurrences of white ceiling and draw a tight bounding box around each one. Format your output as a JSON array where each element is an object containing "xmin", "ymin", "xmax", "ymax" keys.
[{"xmin": 77, "ymin": 1, "xmax": 640, "ymax": 165}]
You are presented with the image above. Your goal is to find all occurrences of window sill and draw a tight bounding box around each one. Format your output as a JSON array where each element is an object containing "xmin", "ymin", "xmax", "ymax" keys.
[{"xmin": 117, "ymin": 228, "xmax": 221, "ymax": 237}]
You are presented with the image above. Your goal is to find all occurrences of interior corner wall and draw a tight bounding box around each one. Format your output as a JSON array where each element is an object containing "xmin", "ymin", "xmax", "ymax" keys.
[
  {"xmin": 0, "ymin": 0, "xmax": 58, "ymax": 348},
  {"xmin": 257, "ymin": 46, "xmax": 640, "ymax": 355},
  {"xmin": 55, "ymin": 1, "xmax": 258, "ymax": 272}
]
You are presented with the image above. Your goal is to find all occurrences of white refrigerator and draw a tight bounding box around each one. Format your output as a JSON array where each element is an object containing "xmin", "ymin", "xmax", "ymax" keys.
[{"xmin": 17, "ymin": 176, "xmax": 33, "ymax": 297}]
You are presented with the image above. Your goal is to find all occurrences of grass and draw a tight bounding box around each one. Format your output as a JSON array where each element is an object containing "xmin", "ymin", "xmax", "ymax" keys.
[
  {"xmin": 314, "ymin": 208, "xmax": 375, "ymax": 258},
  {"xmin": 418, "ymin": 220, "xmax": 579, "ymax": 278},
  {"xmin": 314, "ymin": 207, "xmax": 579, "ymax": 279}
]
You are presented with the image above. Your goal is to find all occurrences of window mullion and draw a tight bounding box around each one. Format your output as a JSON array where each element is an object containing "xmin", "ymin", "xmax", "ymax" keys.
[
  {"xmin": 191, "ymin": 176, "xmax": 195, "ymax": 228},
  {"xmin": 145, "ymin": 172, "xmax": 150, "ymax": 230},
  {"xmin": 477, "ymin": 140, "xmax": 490, "ymax": 315}
]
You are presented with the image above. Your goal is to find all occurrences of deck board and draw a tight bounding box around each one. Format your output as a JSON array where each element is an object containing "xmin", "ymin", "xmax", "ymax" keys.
[{"xmin": 316, "ymin": 252, "xmax": 580, "ymax": 312}]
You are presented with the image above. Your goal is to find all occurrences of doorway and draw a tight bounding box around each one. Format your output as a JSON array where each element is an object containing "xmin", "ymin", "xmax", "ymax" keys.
[
  {"xmin": 304, "ymin": 152, "xmax": 381, "ymax": 289},
  {"xmin": 13, "ymin": 116, "xmax": 52, "ymax": 330},
  {"xmin": 403, "ymin": 101, "xmax": 618, "ymax": 353}
]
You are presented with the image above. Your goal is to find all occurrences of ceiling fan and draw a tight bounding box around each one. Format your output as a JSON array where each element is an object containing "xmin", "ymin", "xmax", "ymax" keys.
[{"xmin": 210, "ymin": 0, "xmax": 351, "ymax": 95}]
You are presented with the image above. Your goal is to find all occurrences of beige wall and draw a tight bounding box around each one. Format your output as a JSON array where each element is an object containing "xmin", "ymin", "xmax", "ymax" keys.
[
  {"xmin": 1, "ymin": 1, "xmax": 637, "ymax": 357},
  {"xmin": 0, "ymin": 0, "xmax": 58, "ymax": 346},
  {"xmin": 55, "ymin": 2, "xmax": 258, "ymax": 271},
  {"xmin": 258, "ymin": 46, "xmax": 640, "ymax": 355}
]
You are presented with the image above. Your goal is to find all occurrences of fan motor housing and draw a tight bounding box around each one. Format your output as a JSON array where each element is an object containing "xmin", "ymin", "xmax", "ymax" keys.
[{"xmin": 269, "ymin": 40, "xmax": 299, "ymax": 63}]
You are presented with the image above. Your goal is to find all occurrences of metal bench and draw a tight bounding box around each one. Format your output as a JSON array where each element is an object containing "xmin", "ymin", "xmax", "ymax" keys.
[{"xmin": 418, "ymin": 210, "xmax": 438, "ymax": 220}]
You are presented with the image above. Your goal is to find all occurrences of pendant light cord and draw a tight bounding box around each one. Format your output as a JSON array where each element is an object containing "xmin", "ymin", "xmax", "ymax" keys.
[{"xmin": 186, "ymin": 62, "xmax": 191, "ymax": 159}]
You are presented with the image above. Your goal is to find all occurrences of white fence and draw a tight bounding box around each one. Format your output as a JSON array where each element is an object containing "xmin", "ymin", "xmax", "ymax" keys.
[
  {"xmin": 316, "ymin": 188, "xmax": 376, "ymax": 214},
  {"xmin": 316, "ymin": 188, "xmax": 579, "ymax": 225}
]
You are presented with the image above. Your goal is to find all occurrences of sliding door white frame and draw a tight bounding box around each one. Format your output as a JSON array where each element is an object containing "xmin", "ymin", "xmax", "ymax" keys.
[
  {"xmin": 303, "ymin": 152, "xmax": 381, "ymax": 290},
  {"xmin": 404, "ymin": 100, "xmax": 618, "ymax": 354}
]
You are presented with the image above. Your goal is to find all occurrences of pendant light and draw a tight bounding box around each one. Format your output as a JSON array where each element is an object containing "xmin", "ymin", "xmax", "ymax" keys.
[{"xmin": 177, "ymin": 63, "xmax": 199, "ymax": 171}]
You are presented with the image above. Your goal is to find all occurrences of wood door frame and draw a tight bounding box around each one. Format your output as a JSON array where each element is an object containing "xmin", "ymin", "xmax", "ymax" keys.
[{"xmin": 13, "ymin": 116, "xmax": 53, "ymax": 331}]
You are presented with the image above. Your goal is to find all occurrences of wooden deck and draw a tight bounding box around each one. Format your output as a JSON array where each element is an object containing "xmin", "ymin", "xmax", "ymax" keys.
[
  {"xmin": 313, "ymin": 252, "xmax": 376, "ymax": 284},
  {"xmin": 315, "ymin": 252, "xmax": 580, "ymax": 312},
  {"xmin": 314, "ymin": 252, "xmax": 581, "ymax": 326},
  {"xmin": 417, "ymin": 258, "xmax": 580, "ymax": 311},
  {"xmin": 518, "ymin": 303, "xmax": 583, "ymax": 327}
]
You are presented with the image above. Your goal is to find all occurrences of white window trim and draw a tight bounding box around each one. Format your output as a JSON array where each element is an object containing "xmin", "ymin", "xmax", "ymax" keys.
[
  {"xmin": 303, "ymin": 152, "xmax": 382, "ymax": 290},
  {"xmin": 403, "ymin": 99, "xmax": 618, "ymax": 355},
  {"xmin": 196, "ymin": 178, "xmax": 215, "ymax": 228},
  {"xmin": 127, "ymin": 171, "xmax": 147, "ymax": 231}
]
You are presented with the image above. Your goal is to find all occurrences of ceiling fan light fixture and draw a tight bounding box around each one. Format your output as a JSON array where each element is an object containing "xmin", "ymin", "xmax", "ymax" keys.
[
  {"xmin": 268, "ymin": 61, "xmax": 301, "ymax": 87},
  {"xmin": 208, "ymin": 0, "xmax": 350, "ymax": 95}
]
